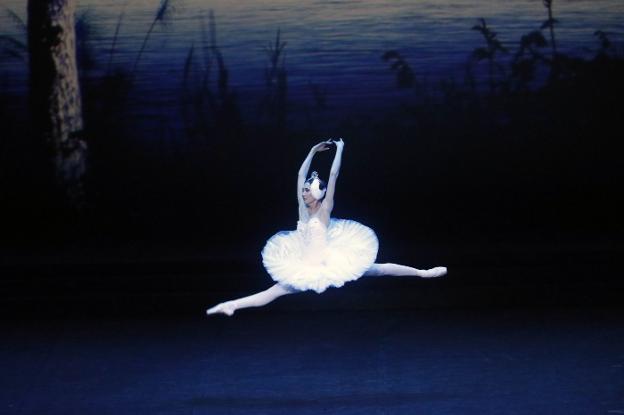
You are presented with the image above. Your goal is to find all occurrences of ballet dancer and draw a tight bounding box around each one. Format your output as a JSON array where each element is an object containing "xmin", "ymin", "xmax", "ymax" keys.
[{"xmin": 206, "ymin": 138, "xmax": 447, "ymax": 316}]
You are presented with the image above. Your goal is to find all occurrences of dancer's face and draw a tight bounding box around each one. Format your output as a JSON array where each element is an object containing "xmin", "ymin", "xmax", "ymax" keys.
[{"xmin": 302, "ymin": 184, "xmax": 315, "ymax": 204}]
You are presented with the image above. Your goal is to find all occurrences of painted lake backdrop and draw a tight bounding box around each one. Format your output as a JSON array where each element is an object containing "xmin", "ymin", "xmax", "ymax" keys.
[
  {"xmin": 1, "ymin": 0, "xmax": 623, "ymax": 269},
  {"xmin": 2, "ymin": 1, "xmax": 623, "ymax": 118}
]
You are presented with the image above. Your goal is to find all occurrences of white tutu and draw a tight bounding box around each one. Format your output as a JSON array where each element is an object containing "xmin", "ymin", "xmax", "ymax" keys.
[{"xmin": 261, "ymin": 217, "xmax": 379, "ymax": 293}]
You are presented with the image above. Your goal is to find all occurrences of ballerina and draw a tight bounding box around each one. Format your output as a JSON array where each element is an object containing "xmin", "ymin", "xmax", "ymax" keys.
[{"xmin": 206, "ymin": 138, "xmax": 447, "ymax": 316}]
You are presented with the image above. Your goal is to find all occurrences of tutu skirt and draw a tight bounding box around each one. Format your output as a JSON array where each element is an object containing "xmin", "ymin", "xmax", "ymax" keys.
[{"xmin": 261, "ymin": 218, "xmax": 378, "ymax": 293}]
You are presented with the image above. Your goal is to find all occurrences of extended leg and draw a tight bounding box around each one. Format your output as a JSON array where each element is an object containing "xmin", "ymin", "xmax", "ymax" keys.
[
  {"xmin": 206, "ymin": 283, "xmax": 299, "ymax": 316},
  {"xmin": 364, "ymin": 263, "xmax": 447, "ymax": 278}
]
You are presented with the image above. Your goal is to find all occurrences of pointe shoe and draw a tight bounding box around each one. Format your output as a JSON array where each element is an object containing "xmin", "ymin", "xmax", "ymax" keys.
[
  {"xmin": 206, "ymin": 301, "xmax": 236, "ymax": 316},
  {"xmin": 421, "ymin": 266, "xmax": 447, "ymax": 278}
]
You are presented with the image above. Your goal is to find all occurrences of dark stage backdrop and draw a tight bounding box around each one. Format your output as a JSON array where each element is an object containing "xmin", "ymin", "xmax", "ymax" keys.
[{"xmin": 0, "ymin": 0, "xmax": 622, "ymax": 313}]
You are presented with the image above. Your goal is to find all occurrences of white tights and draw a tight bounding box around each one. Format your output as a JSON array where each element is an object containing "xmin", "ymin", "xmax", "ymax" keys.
[
  {"xmin": 206, "ymin": 263, "xmax": 447, "ymax": 316},
  {"xmin": 363, "ymin": 263, "xmax": 447, "ymax": 278},
  {"xmin": 206, "ymin": 284, "xmax": 298, "ymax": 316}
]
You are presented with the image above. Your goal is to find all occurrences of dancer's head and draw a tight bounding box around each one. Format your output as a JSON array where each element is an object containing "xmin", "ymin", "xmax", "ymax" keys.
[{"xmin": 303, "ymin": 171, "xmax": 326, "ymax": 204}]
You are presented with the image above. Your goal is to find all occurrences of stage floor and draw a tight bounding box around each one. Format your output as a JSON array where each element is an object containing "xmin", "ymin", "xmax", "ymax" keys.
[{"xmin": 1, "ymin": 307, "xmax": 623, "ymax": 414}]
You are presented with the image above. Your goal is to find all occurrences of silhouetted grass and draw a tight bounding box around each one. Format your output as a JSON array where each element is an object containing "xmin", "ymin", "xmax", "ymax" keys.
[
  {"xmin": 180, "ymin": 10, "xmax": 241, "ymax": 148},
  {"xmin": 132, "ymin": 0, "xmax": 175, "ymax": 76},
  {"xmin": 1, "ymin": 1, "xmax": 623, "ymax": 249},
  {"xmin": 0, "ymin": 8, "xmax": 26, "ymax": 62},
  {"xmin": 510, "ymin": 30, "xmax": 547, "ymax": 92},
  {"xmin": 381, "ymin": 50, "xmax": 415, "ymax": 89},
  {"xmin": 107, "ymin": 5, "xmax": 127, "ymax": 75},
  {"xmin": 261, "ymin": 29, "xmax": 288, "ymax": 127},
  {"xmin": 470, "ymin": 18, "xmax": 509, "ymax": 93},
  {"xmin": 0, "ymin": 34, "xmax": 25, "ymax": 62},
  {"xmin": 3, "ymin": 7, "xmax": 25, "ymax": 31},
  {"xmin": 307, "ymin": 82, "xmax": 327, "ymax": 110},
  {"xmin": 542, "ymin": 0, "xmax": 559, "ymax": 65}
]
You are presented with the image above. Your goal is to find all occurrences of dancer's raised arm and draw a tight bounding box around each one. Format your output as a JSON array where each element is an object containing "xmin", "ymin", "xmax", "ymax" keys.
[
  {"xmin": 297, "ymin": 140, "xmax": 332, "ymax": 206},
  {"xmin": 322, "ymin": 138, "xmax": 344, "ymax": 212}
]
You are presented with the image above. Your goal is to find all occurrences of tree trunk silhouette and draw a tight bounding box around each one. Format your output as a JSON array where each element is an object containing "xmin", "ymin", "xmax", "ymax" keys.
[{"xmin": 28, "ymin": 0, "xmax": 87, "ymax": 209}]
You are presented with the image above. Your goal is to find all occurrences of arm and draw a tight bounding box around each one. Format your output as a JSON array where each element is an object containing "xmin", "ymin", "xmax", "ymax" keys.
[
  {"xmin": 297, "ymin": 140, "xmax": 332, "ymax": 206},
  {"xmin": 297, "ymin": 150, "xmax": 314, "ymax": 205},
  {"xmin": 322, "ymin": 138, "xmax": 344, "ymax": 213}
]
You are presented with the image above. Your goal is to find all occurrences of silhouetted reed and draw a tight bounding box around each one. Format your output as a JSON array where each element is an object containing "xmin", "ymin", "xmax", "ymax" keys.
[
  {"xmin": 593, "ymin": 31, "xmax": 620, "ymax": 60},
  {"xmin": 207, "ymin": 10, "xmax": 239, "ymax": 131},
  {"xmin": 132, "ymin": 0, "xmax": 175, "ymax": 76},
  {"xmin": 470, "ymin": 18, "xmax": 508, "ymax": 93},
  {"xmin": 0, "ymin": 8, "xmax": 26, "ymax": 62},
  {"xmin": 264, "ymin": 29, "xmax": 287, "ymax": 87},
  {"xmin": 542, "ymin": 0, "xmax": 558, "ymax": 63},
  {"xmin": 181, "ymin": 41, "xmax": 209, "ymax": 144},
  {"xmin": 308, "ymin": 82, "xmax": 327, "ymax": 109},
  {"xmin": 261, "ymin": 29, "xmax": 288, "ymax": 127},
  {"xmin": 381, "ymin": 50, "xmax": 415, "ymax": 89},
  {"xmin": 72, "ymin": 7, "xmax": 135, "ymax": 146},
  {"xmin": 594, "ymin": 31, "xmax": 611, "ymax": 55},
  {"xmin": 0, "ymin": 34, "xmax": 26, "ymax": 62},
  {"xmin": 182, "ymin": 43, "xmax": 196, "ymax": 88},
  {"xmin": 510, "ymin": 30, "xmax": 547, "ymax": 91},
  {"xmin": 180, "ymin": 10, "xmax": 241, "ymax": 147},
  {"xmin": 107, "ymin": 6, "xmax": 126, "ymax": 75},
  {"xmin": 3, "ymin": 7, "xmax": 25, "ymax": 30}
]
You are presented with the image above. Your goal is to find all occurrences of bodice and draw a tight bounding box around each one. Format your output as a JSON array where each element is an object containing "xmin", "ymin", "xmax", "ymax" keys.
[{"xmin": 297, "ymin": 216, "xmax": 328, "ymax": 251}]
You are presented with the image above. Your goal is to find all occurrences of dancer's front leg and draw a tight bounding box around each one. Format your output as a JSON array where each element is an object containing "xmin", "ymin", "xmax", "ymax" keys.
[
  {"xmin": 206, "ymin": 283, "xmax": 299, "ymax": 316},
  {"xmin": 364, "ymin": 263, "xmax": 447, "ymax": 278}
]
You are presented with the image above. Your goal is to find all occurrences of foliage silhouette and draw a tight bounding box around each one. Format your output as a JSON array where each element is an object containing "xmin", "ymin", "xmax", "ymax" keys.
[
  {"xmin": 510, "ymin": 30, "xmax": 547, "ymax": 91},
  {"xmin": 262, "ymin": 29, "xmax": 288, "ymax": 127},
  {"xmin": 180, "ymin": 10, "xmax": 241, "ymax": 147},
  {"xmin": 132, "ymin": 0, "xmax": 175, "ymax": 76},
  {"xmin": 0, "ymin": 1, "xmax": 622, "ymax": 245},
  {"xmin": 470, "ymin": 18, "xmax": 509, "ymax": 93},
  {"xmin": 542, "ymin": 0, "xmax": 559, "ymax": 65},
  {"xmin": 0, "ymin": 8, "xmax": 26, "ymax": 62},
  {"xmin": 107, "ymin": 5, "xmax": 127, "ymax": 75},
  {"xmin": 381, "ymin": 50, "xmax": 415, "ymax": 89}
]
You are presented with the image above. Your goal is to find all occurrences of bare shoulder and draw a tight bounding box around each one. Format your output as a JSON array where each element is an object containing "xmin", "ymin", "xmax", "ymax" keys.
[{"xmin": 320, "ymin": 199, "xmax": 334, "ymax": 214}]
